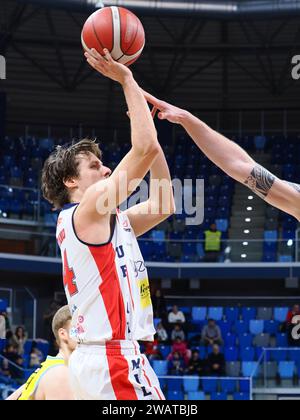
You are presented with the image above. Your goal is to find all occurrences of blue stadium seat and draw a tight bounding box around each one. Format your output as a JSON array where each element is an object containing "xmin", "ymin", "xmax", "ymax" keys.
[
  {"xmin": 208, "ymin": 307, "xmax": 223, "ymax": 321},
  {"xmin": 239, "ymin": 380, "xmax": 250, "ymax": 393},
  {"xmin": 152, "ymin": 361, "xmax": 168, "ymax": 376},
  {"xmin": 196, "ymin": 243, "xmax": 205, "ymax": 259},
  {"xmin": 242, "ymin": 362, "xmax": 259, "ymax": 377},
  {"xmin": 289, "ymin": 350, "xmax": 300, "ymax": 367},
  {"xmin": 254, "ymin": 135, "xmax": 266, "ymax": 151},
  {"xmin": 234, "ymin": 392, "xmax": 250, "ymax": 401},
  {"xmin": 188, "ymin": 391, "xmax": 205, "ymax": 401},
  {"xmin": 202, "ymin": 378, "xmax": 218, "ymax": 393},
  {"xmin": 264, "ymin": 320, "xmax": 280, "ymax": 335},
  {"xmin": 183, "ymin": 377, "xmax": 199, "ymax": 392},
  {"xmin": 0, "ymin": 299, "xmax": 8, "ymax": 311},
  {"xmin": 238, "ymin": 333, "xmax": 253, "ymax": 348},
  {"xmin": 224, "ymin": 347, "xmax": 239, "ymax": 362},
  {"xmin": 274, "ymin": 307, "xmax": 289, "ymax": 323},
  {"xmin": 37, "ymin": 342, "xmax": 49, "ymax": 359},
  {"xmin": 264, "ymin": 230, "xmax": 278, "ymax": 242},
  {"xmin": 183, "ymin": 242, "xmax": 197, "ymax": 256},
  {"xmin": 225, "ymin": 307, "xmax": 239, "ymax": 323},
  {"xmin": 279, "ymin": 255, "xmax": 293, "ymax": 263},
  {"xmin": 215, "ymin": 219, "xmax": 229, "ymax": 233},
  {"xmin": 23, "ymin": 368, "xmax": 35, "ymax": 381},
  {"xmin": 0, "ymin": 339, "xmax": 6, "ymax": 352},
  {"xmin": 242, "ymin": 307, "xmax": 257, "ymax": 322},
  {"xmin": 240, "ymin": 347, "xmax": 255, "ymax": 362},
  {"xmin": 211, "ymin": 392, "xmax": 227, "ymax": 401},
  {"xmin": 276, "ymin": 333, "xmax": 288, "ymax": 347},
  {"xmin": 271, "ymin": 350, "xmax": 288, "ymax": 362},
  {"xmin": 158, "ymin": 345, "xmax": 171, "ymax": 359},
  {"xmin": 192, "ymin": 307, "xmax": 207, "ymax": 322},
  {"xmin": 218, "ymin": 320, "xmax": 232, "ymax": 336},
  {"xmin": 235, "ymin": 321, "xmax": 249, "ymax": 335},
  {"xmin": 167, "ymin": 391, "xmax": 184, "ymax": 400},
  {"xmin": 167, "ymin": 378, "xmax": 183, "ymax": 392},
  {"xmin": 152, "ymin": 230, "xmax": 165, "ymax": 242},
  {"xmin": 224, "ymin": 333, "xmax": 237, "ymax": 347},
  {"xmin": 278, "ymin": 361, "xmax": 295, "ymax": 379},
  {"xmin": 220, "ymin": 378, "xmax": 236, "ymax": 393},
  {"xmin": 9, "ymin": 199, "xmax": 22, "ymax": 214},
  {"xmin": 249, "ymin": 320, "xmax": 264, "ymax": 335}
]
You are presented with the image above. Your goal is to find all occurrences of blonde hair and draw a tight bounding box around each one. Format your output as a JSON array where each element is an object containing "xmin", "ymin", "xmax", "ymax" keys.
[{"xmin": 51, "ymin": 305, "xmax": 71, "ymax": 344}]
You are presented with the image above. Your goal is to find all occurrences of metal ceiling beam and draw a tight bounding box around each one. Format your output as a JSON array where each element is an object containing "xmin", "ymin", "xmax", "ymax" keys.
[{"xmin": 17, "ymin": 0, "xmax": 300, "ymax": 18}]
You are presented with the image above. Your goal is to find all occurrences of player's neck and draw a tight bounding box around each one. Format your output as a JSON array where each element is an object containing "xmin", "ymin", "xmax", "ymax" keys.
[
  {"xmin": 70, "ymin": 190, "xmax": 83, "ymax": 205},
  {"xmin": 57, "ymin": 346, "xmax": 72, "ymax": 364}
]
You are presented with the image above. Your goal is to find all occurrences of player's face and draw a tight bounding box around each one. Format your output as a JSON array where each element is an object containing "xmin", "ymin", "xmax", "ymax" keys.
[
  {"xmin": 65, "ymin": 321, "xmax": 78, "ymax": 352},
  {"xmin": 76, "ymin": 152, "xmax": 112, "ymax": 192}
]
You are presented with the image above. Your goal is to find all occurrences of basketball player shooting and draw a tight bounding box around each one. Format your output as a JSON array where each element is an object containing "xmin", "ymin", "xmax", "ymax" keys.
[
  {"xmin": 41, "ymin": 49, "xmax": 174, "ymax": 400},
  {"xmin": 142, "ymin": 90, "xmax": 300, "ymax": 221}
]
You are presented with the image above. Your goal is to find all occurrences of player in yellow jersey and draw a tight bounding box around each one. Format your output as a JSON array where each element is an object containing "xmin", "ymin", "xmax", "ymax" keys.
[{"xmin": 6, "ymin": 305, "xmax": 76, "ymax": 400}]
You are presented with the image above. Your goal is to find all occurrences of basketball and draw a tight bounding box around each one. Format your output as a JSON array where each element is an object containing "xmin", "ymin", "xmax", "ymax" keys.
[{"xmin": 81, "ymin": 6, "xmax": 145, "ymax": 66}]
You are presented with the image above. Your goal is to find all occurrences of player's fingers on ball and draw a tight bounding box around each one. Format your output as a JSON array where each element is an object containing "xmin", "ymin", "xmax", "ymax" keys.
[{"xmin": 103, "ymin": 49, "xmax": 113, "ymax": 62}]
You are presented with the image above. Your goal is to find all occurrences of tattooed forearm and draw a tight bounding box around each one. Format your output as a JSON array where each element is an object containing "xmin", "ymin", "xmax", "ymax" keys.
[
  {"xmin": 244, "ymin": 165, "xmax": 276, "ymax": 200},
  {"xmin": 286, "ymin": 181, "xmax": 300, "ymax": 194}
]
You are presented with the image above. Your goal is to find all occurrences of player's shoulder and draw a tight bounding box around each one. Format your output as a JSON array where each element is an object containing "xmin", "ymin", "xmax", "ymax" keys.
[{"xmin": 41, "ymin": 363, "xmax": 68, "ymax": 384}]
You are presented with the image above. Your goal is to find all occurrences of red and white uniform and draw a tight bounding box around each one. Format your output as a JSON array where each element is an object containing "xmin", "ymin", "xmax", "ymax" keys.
[{"xmin": 56, "ymin": 203, "xmax": 164, "ymax": 400}]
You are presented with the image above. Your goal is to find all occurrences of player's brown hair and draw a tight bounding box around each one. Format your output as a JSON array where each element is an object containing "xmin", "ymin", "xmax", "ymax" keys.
[
  {"xmin": 41, "ymin": 139, "xmax": 102, "ymax": 210},
  {"xmin": 51, "ymin": 305, "xmax": 72, "ymax": 345}
]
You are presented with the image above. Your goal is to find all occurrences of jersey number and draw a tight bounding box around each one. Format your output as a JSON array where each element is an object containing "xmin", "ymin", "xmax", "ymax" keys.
[{"xmin": 63, "ymin": 250, "xmax": 78, "ymax": 296}]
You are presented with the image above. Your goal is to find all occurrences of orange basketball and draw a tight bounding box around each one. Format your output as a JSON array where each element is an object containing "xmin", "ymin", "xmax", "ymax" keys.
[{"xmin": 81, "ymin": 6, "xmax": 145, "ymax": 66}]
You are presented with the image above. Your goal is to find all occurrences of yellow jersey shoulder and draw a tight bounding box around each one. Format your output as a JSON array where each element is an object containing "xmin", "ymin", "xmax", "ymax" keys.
[{"xmin": 18, "ymin": 356, "xmax": 65, "ymax": 400}]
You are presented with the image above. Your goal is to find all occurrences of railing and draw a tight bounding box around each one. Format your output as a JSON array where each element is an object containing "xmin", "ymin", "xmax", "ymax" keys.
[
  {"xmin": 0, "ymin": 225, "xmax": 296, "ymax": 263},
  {"xmin": 252, "ymin": 348, "xmax": 300, "ymax": 400},
  {"xmin": 7, "ymin": 109, "xmax": 300, "ymax": 139},
  {"xmin": 157, "ymin": 375, "xmax": 251, "ymax": 401}
]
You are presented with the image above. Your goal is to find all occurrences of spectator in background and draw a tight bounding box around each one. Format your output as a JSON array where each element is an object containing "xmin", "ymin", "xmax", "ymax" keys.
[
  {"xmin": 167, "ymin": 351, "xmax": 185, "ymax": 376},
  {"xmin": 286, "ymin": 305, "xmax": 300, "ymax": 326},
  {"xmin": 170, "ymin": 337, "xmax": 191, "ymax": 365},
  {"xmin": 144, "ymin": 336, "xmax": 162, "ymax": 362},
  {"xmin": 168, "ymin": 305, "xmax": 186, "ymax": 324},
  {"xmin": 152, "ymin": 289, "xmax": 167, "ymax": 320},
  {"xmin": 156, "ymin": 322, "xmax": 168, "ymax": 344},
  {"xmin": 2, "ymin": 344, "xmax": 24, "ymax": 383},
  {"xmin": 204, "ymin": 223, "xmax": 222, "ymax": 262},
  {"xmin": 0, "ymin": 312, "xmax": 6, "ymax": 339},
  {"xmin": 13, "ymin": 326, "xmax": 27, "ymax": 355},
  {"xmin": 201, "ymin": 319, "xmax": 223, "ymax": 346},
  {"xmin": 206, "ymin": 344, "xmax": 225, "ymax": 376},
  {"xmin": 171, "ymin": 324, "xmax": 186, "ymax": 342},
  {"xmin": 29, "ymin": 343, "xmax": 44, "ymax": 368},
  {"xmin": 286, "ymin": 305, "xmax": 300, "ymax": 346},
  {"xmin": 186, "ymin": 350, "xmax": 205, "ymax": 376}
]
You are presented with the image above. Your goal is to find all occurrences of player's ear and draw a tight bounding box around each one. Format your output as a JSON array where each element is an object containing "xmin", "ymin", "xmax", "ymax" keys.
[{"xmin": 64, "ymin": 177, "xmax": 77, "ymax": 189}]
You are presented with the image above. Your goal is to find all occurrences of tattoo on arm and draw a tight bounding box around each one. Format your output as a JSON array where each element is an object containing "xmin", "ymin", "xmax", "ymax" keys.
[
  {"xmin": 286, "ymin": 181, "xmax": 300, "ymax": 194},
  {"xmin": 244, "ymin": 165, "xmax": 276, "ymax": 199}
]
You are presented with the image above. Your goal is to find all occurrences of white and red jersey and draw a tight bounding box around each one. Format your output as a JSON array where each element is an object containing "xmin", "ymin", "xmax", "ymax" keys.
[{"xmin": 56, "ymin": 203, "xmax": 155, "ymax": 344}]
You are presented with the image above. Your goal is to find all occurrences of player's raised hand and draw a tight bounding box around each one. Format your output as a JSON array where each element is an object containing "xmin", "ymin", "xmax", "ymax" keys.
[
  {"xmin": 141, "ymin": 89, "xmax": 188, "ymax": 125},
  {"xmin": 85, "ymin": 48, "xmax": 133, "ymax": 85}
]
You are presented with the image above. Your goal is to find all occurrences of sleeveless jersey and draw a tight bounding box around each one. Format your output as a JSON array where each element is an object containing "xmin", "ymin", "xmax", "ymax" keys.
[
  {"xmin": 18, "ymin": 356, "xmax": 65, "ymax": 400},
  {"xmin": 56, "ymin": 204, "xmax": 155, "ymax": 344}
]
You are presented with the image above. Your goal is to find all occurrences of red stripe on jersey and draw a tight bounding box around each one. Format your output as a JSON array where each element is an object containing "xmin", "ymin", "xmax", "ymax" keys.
[
  {"xmin": 89, "ymin": 244, "xmax": 126, "ymax": 340},
  {"xmin": 125, "ymin": 266, "xmax": 135, "ymax": 311},
  {"xmin": 142, "ymin": 356, "xmax": 164, "ymax": 400},
  {"xmin": 106, "ymin": 342, "xmax": 138, "ymax": 400}
]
